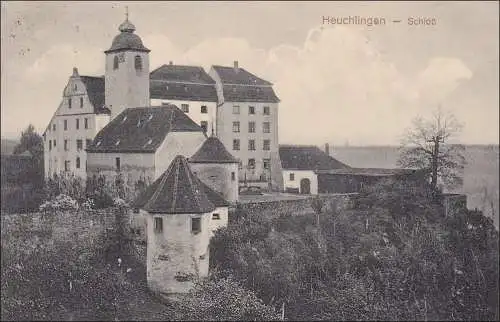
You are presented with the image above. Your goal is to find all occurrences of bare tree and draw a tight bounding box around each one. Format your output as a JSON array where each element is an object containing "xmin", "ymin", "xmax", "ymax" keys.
[{"xmin": 398, "ymin": 107, "xmax": 466, "ymax": 193}]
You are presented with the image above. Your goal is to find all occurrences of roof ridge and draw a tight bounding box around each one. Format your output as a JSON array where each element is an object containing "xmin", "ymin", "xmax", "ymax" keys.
[{"xmin": 171, "ymin": 157, "xmax": 181, "ymax": 211}]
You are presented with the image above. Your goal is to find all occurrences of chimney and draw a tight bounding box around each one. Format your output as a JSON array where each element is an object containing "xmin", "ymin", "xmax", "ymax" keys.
[
  {"xmin": 234, "ymin": 60, "xmax": 239, "ymax": 73},
  {"xmin": 72, "ymin": 67, "xmax": 79, "ymax": 77},
  {"xmin": 324, "ymin": 143, "xmax": 330, "ymax": 156},
  {"xmin": 169, "ymin": 61, "xmax": 173, "ymax": 65}
]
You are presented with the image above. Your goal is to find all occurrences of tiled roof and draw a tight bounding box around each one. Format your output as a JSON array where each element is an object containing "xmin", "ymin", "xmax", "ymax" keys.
[
  {"xmin": 80, "ymin": 76, "xmax": 110, "ymax": 114},
  {"xmin": 279, "ymin": 145, "xmax": 350, "ymax": 171},
  {"xmin": 221, "ymin": 84, "xmax": 280, "ymax": 103},
  {"xmin": 87, "ymin": 105, "xmax": 203, "ymax": 153},
  {"xmin": 315, "ymin": 168, "xmax": 421, "ymax": 176},
  {"xmin": 150, "ymin": 65, "xmax": 215, "ymax": 84},
  {"xmin": 149, "ymin": 64, "xmax": 218, "ymax": 102},
  {"xmin": 150, "ymin": 81, "xmax": 218, "ymax": 102},
  {"xmin": 189, "ymin": 135, "xmax": 238, "ymax": 164},
  {"xmin": 133, "ymin": 155, "xmax": 219, "ymax": 214},
  {"xmin": 212, "ymin": 65, "xmax": 272, "ymax": 85}
]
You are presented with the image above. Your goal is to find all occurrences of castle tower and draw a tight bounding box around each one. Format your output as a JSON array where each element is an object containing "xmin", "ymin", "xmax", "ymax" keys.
[
  {"xmin": 189, "ymin": 132, "xmax": 239, "ymax": 204},
  {"xmin": 104, "ymin": 10, "xmax": 150, "ymax": 120},
  {"xmin": 133, "ymin": 155, "xmax": 229, "ymax": 296}
]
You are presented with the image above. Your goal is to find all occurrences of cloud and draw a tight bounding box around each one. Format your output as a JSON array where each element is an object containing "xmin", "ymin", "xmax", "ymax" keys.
[{"xmin": 5, "ymin": 24, "xmax": 474, "ymax": 145}]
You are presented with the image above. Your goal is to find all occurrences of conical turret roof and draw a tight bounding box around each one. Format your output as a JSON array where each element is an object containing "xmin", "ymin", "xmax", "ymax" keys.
[
  {"xmin": 133, "ymin": 155, "xmax": 216, "ymax": 214},
  {"xmin": 189, "ymin": 135, "xmax": 238, "ymax": 164}
]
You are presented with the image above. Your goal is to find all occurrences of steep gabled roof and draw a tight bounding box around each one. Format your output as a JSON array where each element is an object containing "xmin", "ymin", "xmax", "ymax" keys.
[
  {"xmin": 149, "ymin": 64, "xmax": 218, "ymax": 102},
  {"xmin": 212, "ymin": 65, "xmax": 273, "ymax": 85},
  {"xmin": 80, "ymin": 76, "xmax": 110, "ymax": 114},
  {"xmin": 189, "ymin": 135, "xmax": 238, "ymax": 164},
  {"xmin": 279, "ymin": 145, "xmax": 350, "ymax": 171},
  {"xmin": 87, "ymin": 105, "xmax": 203, "ymax": 153},
  {"xmin": 133, "ymin": 155, "xmax": 220, "ymax": 214},
  {"xmin": 221, "ymin": 84, "xmax": 280, "ymax": 103}
]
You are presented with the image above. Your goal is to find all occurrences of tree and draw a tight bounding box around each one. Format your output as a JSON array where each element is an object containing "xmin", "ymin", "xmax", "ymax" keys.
[
  {"xmin": 14, "ymin": 124, "xmax": 44, "ymax": 163},
  {"xmin": 398, "ymin": 107, "xmax": 466, "ymax": 194}
]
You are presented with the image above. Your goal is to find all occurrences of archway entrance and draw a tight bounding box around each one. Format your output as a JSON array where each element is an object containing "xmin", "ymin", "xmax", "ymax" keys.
[{"xmin": 300, "ymin": 178, "xmax": 311, "ymax": 194}]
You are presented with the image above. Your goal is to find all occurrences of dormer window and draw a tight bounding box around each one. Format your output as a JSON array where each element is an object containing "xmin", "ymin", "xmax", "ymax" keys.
[
  {"xmin": 135, "ymin": 55, "xmax": 142, "ymax": 71},
  {"xmin": 113, "ymin": 56, "xmax": 119, "ymax": 70}
]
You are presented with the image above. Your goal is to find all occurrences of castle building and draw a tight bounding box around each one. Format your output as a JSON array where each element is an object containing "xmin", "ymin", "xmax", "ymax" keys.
[
  {"xmin": 43, "ymin": 14, "xmax": 283, "ymax": 192},
  {"xmin": 104, "ymin": 15, "xmax": 150, "ymax": 119},
  {"xmin": 189, "ymin": 133, "xmax": 239, "ymax": 204},
  {"xmin": 86, "ymin": 105, "xmax": 206, "ymax": 184},
  {"xmin": 209, "ymin": 63, "xmax": 283, "ymax": 191},
  {"xmin": 150, "ymin": 63, "xmax": 218, "ymax": 137},
  {"xmin": 43, "ymin": 68, "xmax": 110, "ymax": 178},
  {"xmin": 133, "ymin": 155, "xmax": 230, "ymax": 296}
]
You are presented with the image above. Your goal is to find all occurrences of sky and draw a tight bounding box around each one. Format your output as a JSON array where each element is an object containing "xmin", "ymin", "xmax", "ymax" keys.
[{"xmin": 1, "ymin": 1, "xmax": 498, "ymax": 146}]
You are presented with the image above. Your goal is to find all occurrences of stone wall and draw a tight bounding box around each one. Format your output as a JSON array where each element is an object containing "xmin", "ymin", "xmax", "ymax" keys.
[{"xmin": 234, "ymin": 193, "xmax": 357, "ymax": 218}]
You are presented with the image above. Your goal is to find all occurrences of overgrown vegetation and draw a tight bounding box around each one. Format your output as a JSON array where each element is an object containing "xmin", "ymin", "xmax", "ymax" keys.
[
  {"xmin": 2, "ymin": 171, "xmax": 498, "ymax": 320},
  {"xmin": 210, "ymin": 178, "xmax": 499, "ymax": 320}
]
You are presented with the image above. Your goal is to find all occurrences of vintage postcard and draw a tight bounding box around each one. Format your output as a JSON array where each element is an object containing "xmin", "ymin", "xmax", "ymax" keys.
[{"xmin": 1, "ymin": 1, "xmax": 498, "ymax": 321}]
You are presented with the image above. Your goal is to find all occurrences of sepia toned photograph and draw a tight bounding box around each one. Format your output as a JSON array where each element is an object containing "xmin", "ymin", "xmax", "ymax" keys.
[{"xmin": 1, "ymin": 1, "xmax": 498, "ymax": 320}]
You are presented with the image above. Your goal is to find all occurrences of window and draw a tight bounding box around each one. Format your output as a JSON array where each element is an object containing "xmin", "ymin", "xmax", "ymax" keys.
[
  {"xmin": 248, "ymin": 139, "xmax": 255, "ymax": 151},
  {"xmin": 68, "ymin": 98, "xmax": 72, "ymax": 109},
  {"xmin": 80, "ymin": 97, "xmax": 83, "ymax": 108},
  {"xmin": 248, "ymin": 158, "xmax": 256, "ymax": 169},
  {"xmin": 134, "ymin": 55, "xmax": 142, "ymax": 71},
  {"xmin": 232, "ymin": 105, "xmax": 240, "ymax": 114},
  {"xmin": 263, "ymin": 106, "xmax": 270, "ymax": 115},
  {"xmin": 52, "ymin": 123, "xmax": 56, "ymax": 131},
  {"xmin": 191, "ymin": 217, "xmax": 201, "ymax": 234},
  {"xmin": 53, "ymin": 140, "xmax": 56, "ymax": 147},
  {"xmin": 84, "ymin": 118, "xmax": 89, "ymax": 129},
  {"xmin": 248, "ymin": 121, "xmax": 255, "ymax": 133},
  {"xmin": 86, "ymin": 139, "xmax": 92, "ymax": 147},
  {"xmin": 233, "ymin": 139, "xmax": 240, "ymax": 150},
  {"xmin": 49, "ymin": 140, "xmax": 52, "ymax": 151},
  {"xmin": 200, "ymin": 121, "xmax": 208, "ymax": 133},
  {"xmin": 76, "ymin": 139, "xmax": 83, "ymax": 150},
  {"xmin": 263, "ymin": 158, "xmax": 271, "ymax": 169},
  {"xmin": 248, "ymin": 106, "xmax": 255, "ymax": 114},
  {"xmin": 289, "ymin": 173, "xmax": 295, "ymax": 181},
  {"xmin": 116, "ymin": 157, "xmax": 121, "ymax": 171},
  {"xmin": 64, "ymin": 140, "xmax": 69, "ymax": 151},
  {"xmin": 200, "ymin": 105, "xmax": 208, "ymax": 114},
  {"xmin": 181, "ymin": 104, "xmax": 189, "ymax": 113},
  {"xmin": 154, "ymin": 217, "xmax": 163, "ymax": 233},
  {"xmin": 73, "ymin": 84, "xmax": 77, "ymax": 91},
  {"xmin": 113, "ymin": 56, "xmax": 119, "ymax": 70},
  {"xmin": 76, "ymin": 119, "xmax": 80, "ymax": 130},
  {"xmin": 263, "ymin": 139, "xmax": 270, "ymax": 151},
  {"xmin": 263, "ymin": 122, "xmax": 270, "ymax": 133},
  {"xmin": 64, "ymin": 120, "xmax": 68, "ymax": 130},
  {"xmin": 232, "ymin": 121, "xmax": 240, "ymax": 133},
  {"xmin": 231, "ymin": 172, "xmax": 236, "ymax": 181},
  {"xmin": 238, "ymin": 160, "xmax": 243, "ymax": 170},
  {"xmin": 212, "ymin": 213, "xmax": 220, "ymax": 220},
  {"xmin": 64, "ymin": 160, "xmax": 70, "ymax": 172},
  {"xmin": 76, "ymin": 157, "xmax": 81, "ymax": 169}
]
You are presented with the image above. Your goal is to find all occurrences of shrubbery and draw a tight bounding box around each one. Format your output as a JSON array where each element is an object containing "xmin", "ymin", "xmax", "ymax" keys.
[{"xmin": 210, "ymin": 178, "xmax": 500, "ymax": 321}]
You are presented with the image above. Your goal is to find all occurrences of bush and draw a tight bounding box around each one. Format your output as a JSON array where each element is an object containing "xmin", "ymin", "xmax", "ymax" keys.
[{"xmin": 39, "ymin": 194, "xmax": 79, "ymax": 213}]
